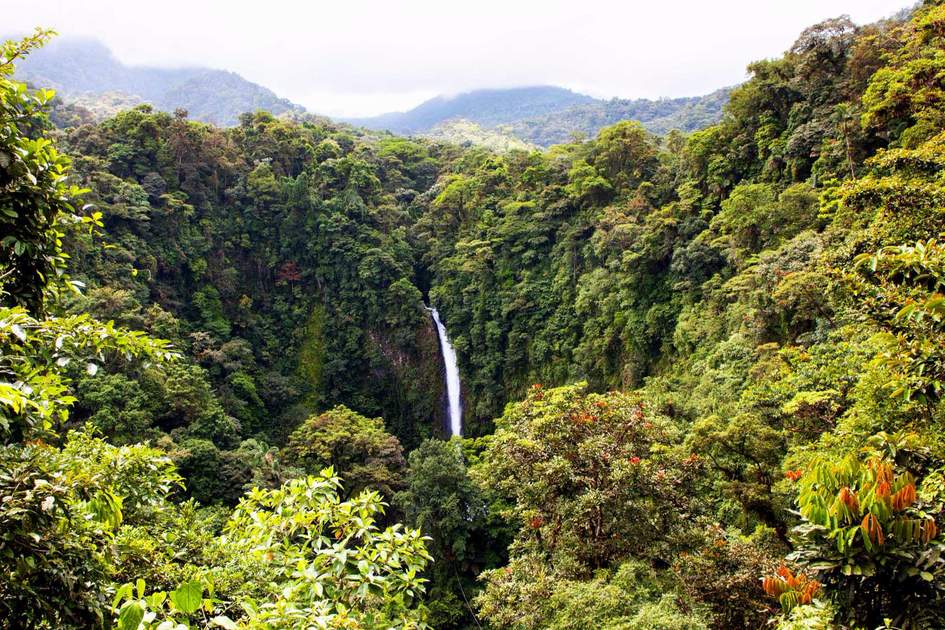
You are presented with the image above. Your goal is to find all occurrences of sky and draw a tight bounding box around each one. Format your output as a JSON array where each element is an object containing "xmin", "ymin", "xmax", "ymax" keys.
[{"xmin": 2, "ymin": 0, "xmax": 911, "ymax": 118}]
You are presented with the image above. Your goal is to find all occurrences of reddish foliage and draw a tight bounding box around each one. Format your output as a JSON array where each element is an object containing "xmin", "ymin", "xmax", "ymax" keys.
[
  {"xmin": 785, "ymin": 469, "xmax": 803, "ymax": 482},
  {"xmin": 276, "ymin": 261, "xmax": 302, "ymax": 283}
]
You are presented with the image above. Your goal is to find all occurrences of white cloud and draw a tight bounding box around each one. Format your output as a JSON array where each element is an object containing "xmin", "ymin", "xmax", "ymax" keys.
[{"xmin": 1, "ymin": 0, "xmax": 910, "ymax": 117}]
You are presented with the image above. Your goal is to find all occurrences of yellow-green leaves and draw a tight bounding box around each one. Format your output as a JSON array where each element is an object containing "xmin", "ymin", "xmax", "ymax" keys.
[
  {"xmin": 223, "ymin": 470, "xmax": 432, "ymax": 628},
  {"xmin": 0, "ymin": 306, "xmax": 176, "ymax": 441},
  {"xmin": 112, "ymin": 578, "xmax": 223, "ymax": 630},
  {"xmin": 853, "ymin": 237, "xmax": 945, "ymax": 405}
]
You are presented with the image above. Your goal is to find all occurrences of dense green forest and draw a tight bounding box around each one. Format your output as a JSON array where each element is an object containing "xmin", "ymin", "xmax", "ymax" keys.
[{"xmin": 3, "ymin": 2, "xmax": 945, "ymax": 628}]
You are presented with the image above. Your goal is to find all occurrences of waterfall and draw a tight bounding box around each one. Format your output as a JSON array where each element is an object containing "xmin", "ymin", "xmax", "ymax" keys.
[{"xmin": 428, "ymin": 306, "xmax": 463, "ymax": 436}]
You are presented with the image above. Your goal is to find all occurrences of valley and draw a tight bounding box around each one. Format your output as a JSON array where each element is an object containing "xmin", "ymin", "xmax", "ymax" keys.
[{"xmin": 3, "ymin": 3, "xmax": 945, "ymax": 629}]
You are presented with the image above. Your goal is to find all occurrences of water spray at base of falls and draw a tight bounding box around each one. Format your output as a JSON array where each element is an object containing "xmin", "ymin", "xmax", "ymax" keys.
[{"xmin": 428, "ymin": 306, "xmax": 463, "ymax": 437}]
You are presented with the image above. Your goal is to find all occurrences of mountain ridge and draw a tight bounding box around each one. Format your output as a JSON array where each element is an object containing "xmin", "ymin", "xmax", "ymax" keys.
[
  {"xmin": 349, "ymin": 84, "xmax": 730, "ymax": 146},
  {"xmin": 344, "ymin": 85, "xmax": 597, "ymax": 133},
  {"xmin": 13, "ymin": 36, "xmax": 305, "ymax": 126},
  {"xmin": 16, "ymin": 37, "xmax": 729, "ymax": 144}
]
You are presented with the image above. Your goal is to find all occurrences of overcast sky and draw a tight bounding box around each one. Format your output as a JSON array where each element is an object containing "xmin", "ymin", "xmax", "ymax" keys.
[{"xmin": 2, "ymin": 0, "xmax": 910, "ymax": 117}]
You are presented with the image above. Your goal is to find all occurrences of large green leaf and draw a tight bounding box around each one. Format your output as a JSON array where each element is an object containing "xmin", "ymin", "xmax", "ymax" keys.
[
  {"xmin": 169, "ymin": 580, "xmax": 202, "ymax": 614},
  {"xmin": 117, "ymin": 602, "xmax": 144, "ymax": 630}
]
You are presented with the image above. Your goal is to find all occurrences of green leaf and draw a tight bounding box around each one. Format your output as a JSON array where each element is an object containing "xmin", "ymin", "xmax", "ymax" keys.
[
  {"xmin": 112, "ymin": 583, "xmax": 133, "ymax": 610},
  {"xmin": 169, "ymin": 580, "xmax": 202, "ymax": 614},
  {"xmin": 118, "ymin": 602, "xmax": 145, "ymax": 630}
]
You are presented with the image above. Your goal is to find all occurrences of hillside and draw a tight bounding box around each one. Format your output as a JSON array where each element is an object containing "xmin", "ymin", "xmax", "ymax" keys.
[
  {"xmin": 351, "ymin": 84, "xmax": 730, "ymax": 146},
  {"xmin": 13, "ymin": 36, "xmax": 305, "ymax": 125},
  {"xmin": 423, "ymin": 118, "xmax": 537, "ymax": 151},
  {"xmin": 500, "ymin": 86, "xmax": 733, "ymax": 145},
  {"xmin": 346, "ymin": 85, "xmax": 596, "ymax": 134}
]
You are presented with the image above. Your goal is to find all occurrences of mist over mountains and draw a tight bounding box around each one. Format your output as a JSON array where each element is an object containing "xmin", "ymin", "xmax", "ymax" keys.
[
  {"xmin": 13, "ymin": 37, "xmax": 304, "ymax": 126},
  {"xmin": 15, "ymin": 37, "xmax": 729, "ymax": 144}
]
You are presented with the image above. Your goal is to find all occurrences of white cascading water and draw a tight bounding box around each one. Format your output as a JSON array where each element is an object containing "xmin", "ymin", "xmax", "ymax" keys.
[{"xmin": 428, "ymin": 307, "xmax": 463, "ymax": 436}]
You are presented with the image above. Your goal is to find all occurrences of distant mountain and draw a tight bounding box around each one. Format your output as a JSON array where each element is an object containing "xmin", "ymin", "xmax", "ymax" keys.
[
  {"xmin": 16, "ymin": 38, "xmax": 729, "ymax": 144},
  {"xmin": 351, "ymin": 85, "xmax": 731, "ymax": 147},
  {"xmin": 346, "ymin": 86, "xmax": 596, "ymax": 134},
  {"xmin": 14, "ymin": 37, "xmax": 305, "ymax": 126},
  {"xmin": 500, "ymin": 87, "xmax": 733, "ymax": 146}
]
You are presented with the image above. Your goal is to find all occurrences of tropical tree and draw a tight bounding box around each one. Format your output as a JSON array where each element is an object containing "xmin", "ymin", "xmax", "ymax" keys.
[
  {"xmin": 0, "ymin": 29, "xmax": 91, "ymax": 313},
  {"xmin": 284, "ymin": 405, "xmax": 407, "ymax": 501},
  {"xmin": 478, "ymin": 383, "xmax": 701, "ymax": 569}
]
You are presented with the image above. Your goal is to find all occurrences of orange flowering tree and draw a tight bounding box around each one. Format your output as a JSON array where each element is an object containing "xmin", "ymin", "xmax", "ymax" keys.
[
  {"xmin": 476, "ymin": 382, "xmax": 703, "ymax": 570},
  {"xmin": 473, "ymin": 382, "xmax": 707, "ymax": 628},
  {"xmin": 782, "ymin": 443, "xmax": 944, "ymax": 627}
]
